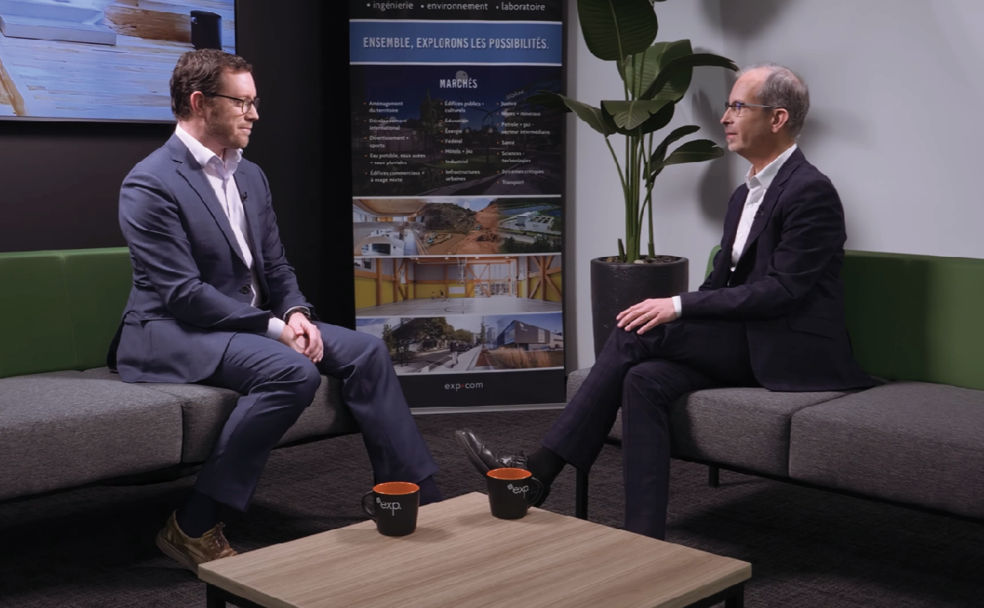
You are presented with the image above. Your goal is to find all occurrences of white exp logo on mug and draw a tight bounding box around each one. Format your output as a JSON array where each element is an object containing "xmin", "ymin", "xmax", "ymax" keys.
[
  {"xmin": 506, "ymin": 483, "xmax": 529, "ymax": 496},
  {"xmin": 377, "ymin": 496, "xmax": 402, "ymax": 515}
]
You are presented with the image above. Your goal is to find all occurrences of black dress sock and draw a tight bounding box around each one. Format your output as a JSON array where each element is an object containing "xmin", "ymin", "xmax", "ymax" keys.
[
  {"xmin": 417, "ymin": 475, "xmax": 444, "ymax": 506},
  {"xmin": 527, "ymin": 446, "xmax": 566, "ymax": 487},
  {"xmin": 175, "ymin": 490, "xmax": 224, "ymax": 538}
]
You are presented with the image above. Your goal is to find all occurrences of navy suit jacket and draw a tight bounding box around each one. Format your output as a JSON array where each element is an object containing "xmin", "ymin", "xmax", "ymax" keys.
[
  {"xmin": 109, "ymin": 135, "xmax": 311, "ymax": 383},
  {"xmin": 679, "ymin": 148, "xmax": 877, "ymax": 391}
]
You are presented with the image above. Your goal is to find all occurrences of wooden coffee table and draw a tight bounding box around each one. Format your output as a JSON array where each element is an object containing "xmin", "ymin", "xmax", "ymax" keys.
[{"xmin": 199, "ymin": 492, "xmax": 750, "ymax": 608}]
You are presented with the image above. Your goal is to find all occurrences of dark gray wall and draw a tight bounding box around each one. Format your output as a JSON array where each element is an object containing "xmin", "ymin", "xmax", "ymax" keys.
[
  {"xmin": 0, "ymin": 1, "xmax": 355, "ymax": 325},
  {"xmin": 0, "ymin": 122, "xmax": 171, "ymax": 252}
]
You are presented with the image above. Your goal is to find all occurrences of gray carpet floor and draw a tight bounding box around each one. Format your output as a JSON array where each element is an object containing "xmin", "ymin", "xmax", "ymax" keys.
[{"xmin": 1, "ymin": 409, "xmax": 982, "ymax": 607}]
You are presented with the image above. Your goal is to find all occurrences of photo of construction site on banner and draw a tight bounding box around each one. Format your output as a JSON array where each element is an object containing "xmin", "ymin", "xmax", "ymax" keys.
[
  {"xmin": 352, "ymin": 196, "xmax": 561, "ymax": 257},
  {"xmin": 356, "ymin": 312, "xmax": 563, "ymax": 375},
  {"xmin": 354, "ymin": 254, "xmax": 561, "ymax": 317}
]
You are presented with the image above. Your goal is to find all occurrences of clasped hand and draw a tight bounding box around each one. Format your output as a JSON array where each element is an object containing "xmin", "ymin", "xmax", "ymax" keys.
[
  {"xmin": 616, "ymin": 298, "xmax": 679, "ymax": 334},
  {"xmin": 278, "ymin": 313, "xmax": 324, "ymax": 364}
]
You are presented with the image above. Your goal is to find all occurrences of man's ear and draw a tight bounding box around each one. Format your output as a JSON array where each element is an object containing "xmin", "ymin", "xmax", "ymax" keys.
[
  {"xmin": 188, "ymin": 91, "xmax": 207, "ymax": 117},
  {"xmin": 771, "ymin": 108, "xmax": 790, "ymax": 133}
]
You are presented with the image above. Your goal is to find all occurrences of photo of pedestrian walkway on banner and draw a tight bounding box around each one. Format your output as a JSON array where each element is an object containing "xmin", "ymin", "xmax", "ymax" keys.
[
  {"xmin": 353, "ymin": 197, "xmax": 561, "ymax": 257},
  {"xmin": 356, "ymin": 313, "xmax": 563, "ymax": 375},
  {"xmin": 354, "ymin": 254, "xmax": 561, "ymax": 317}
]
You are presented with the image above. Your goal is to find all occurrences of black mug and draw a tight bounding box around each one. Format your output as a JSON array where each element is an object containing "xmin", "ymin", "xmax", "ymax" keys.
[
  {"xmin": 486, "ymin": 468, "xmax": 543, "ymax": 519},
  {"xmin": 361, "ymin": 481, "xmax": 419, "ymax": 536}
]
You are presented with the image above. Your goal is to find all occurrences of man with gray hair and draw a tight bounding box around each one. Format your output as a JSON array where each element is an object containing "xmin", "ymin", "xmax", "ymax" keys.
[{"xmin": 456, "ymin": 63, "xmax": 879, "ymax": 539}]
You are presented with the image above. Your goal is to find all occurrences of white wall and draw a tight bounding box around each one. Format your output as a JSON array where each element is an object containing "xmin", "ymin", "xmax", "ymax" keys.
[{"xmin": 567, "ymin": 0, "xmax": 984, "ymax": 369}]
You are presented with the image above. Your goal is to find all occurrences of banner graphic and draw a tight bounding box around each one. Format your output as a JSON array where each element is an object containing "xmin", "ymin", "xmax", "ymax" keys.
[{"xmin": 350, "ymin": 1, "xmax": 564, "ymax": 407}]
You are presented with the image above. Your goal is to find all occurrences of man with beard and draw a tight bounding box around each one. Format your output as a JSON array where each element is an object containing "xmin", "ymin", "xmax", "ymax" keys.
[{"xmin": 109, "ymin": 50, "xmax": 443, "ymax": 573}]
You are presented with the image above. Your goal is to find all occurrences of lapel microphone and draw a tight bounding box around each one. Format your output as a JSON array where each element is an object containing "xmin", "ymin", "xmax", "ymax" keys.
[{"xmin": 241, "ymin": 191, "xmax": 248, "ymax": 202}]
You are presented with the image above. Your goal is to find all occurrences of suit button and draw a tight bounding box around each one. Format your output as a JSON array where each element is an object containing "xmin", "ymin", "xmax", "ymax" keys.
[{"xmin": 240, "ymin": 285, "xmax": 250, "ymax": 295}]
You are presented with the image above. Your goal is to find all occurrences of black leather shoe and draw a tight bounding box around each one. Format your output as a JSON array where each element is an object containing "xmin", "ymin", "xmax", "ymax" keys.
[
  {"xmin": 455, "ymin": 429, "xmax": 551, "ymax": 507},
  {"xmin": 454, "ymin": 429, "xmax": 527, "ymax": 475}
]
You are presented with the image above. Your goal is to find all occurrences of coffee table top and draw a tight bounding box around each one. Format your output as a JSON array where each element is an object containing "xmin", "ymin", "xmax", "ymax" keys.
[{"xmin": 199, "ymin": 492, "xmax": 751, "ymax": 608}]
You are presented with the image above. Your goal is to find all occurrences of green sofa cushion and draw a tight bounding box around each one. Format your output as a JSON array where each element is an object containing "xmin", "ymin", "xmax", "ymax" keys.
[
  {"xmin": 0, "ymin": 248, "xmax": 131, "ymax": 379},
  {"xmin": 0, "ymin": 253, "xmax": 78, "ymax": 378},
  {"xmin": 704, "ymin": 247, "xmax": 984, "ymax": 391},
  {"xmin": 842, "ymin": 252, "xmax": 984, "ymax": 391},
  {"xmin": 63, "ymin": 249, "xmax": 133, "ymax": 370}
]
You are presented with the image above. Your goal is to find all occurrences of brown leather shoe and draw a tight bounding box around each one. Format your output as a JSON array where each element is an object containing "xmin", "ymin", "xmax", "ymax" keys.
[{"xmin": 155, "ymin": 511, "xmax": 237, "ymax": 574}]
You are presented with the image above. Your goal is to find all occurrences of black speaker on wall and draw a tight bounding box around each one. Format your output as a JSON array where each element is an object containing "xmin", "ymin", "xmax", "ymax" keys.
[{"xmin": 191, "ymin": 11, "xmax": 223, "ymax": 50}]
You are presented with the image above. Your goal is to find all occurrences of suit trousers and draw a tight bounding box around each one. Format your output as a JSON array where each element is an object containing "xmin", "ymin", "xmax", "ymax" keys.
[
  {"xmin": 193, "ymin": 322, "xmax": 438, "ymax": 511},
  {"xmin": 543, "ymin": 318, "xmax": 758, "ymax": 539}
]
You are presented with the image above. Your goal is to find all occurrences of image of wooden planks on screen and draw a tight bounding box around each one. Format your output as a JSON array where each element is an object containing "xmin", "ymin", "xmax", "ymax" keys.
[{"xmin": 0, "ymin": 0, "xmax": 235, "ymax": 121}]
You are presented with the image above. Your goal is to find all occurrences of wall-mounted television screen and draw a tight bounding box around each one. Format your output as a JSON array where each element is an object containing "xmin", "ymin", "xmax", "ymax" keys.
[{"xmin": 0, "ymin": 0, "xmax": 235, "ymax": 122}]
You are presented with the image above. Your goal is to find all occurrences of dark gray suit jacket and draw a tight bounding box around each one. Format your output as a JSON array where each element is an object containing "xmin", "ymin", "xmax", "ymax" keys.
[
  {"xmin": 680, "ymin": 148, "xmax": 878, "ymax": 391},
  {"xmin": 109, "ymin": 135, "xmax": 311, "ymax": 383}
]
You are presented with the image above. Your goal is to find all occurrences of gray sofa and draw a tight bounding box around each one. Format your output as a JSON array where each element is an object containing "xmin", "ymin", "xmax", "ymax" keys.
[
  {"xmin": 0, "ymin": 248, "xmax": 358, "ymax": 504},
  {"xmin": 570, "ymin": 249, "xmax": 984, "ymax": 521}
]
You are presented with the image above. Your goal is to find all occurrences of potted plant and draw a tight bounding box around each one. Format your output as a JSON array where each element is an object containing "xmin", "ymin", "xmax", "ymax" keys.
[{"xmin": 528, "ymin": 0, "xmax": 737, "ymax": 354}]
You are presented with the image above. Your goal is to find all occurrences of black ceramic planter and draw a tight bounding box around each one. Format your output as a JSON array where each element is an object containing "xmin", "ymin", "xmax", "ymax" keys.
[{"xmin": 590, "ymin": 256, "xmax": 689, "ymax": 357}]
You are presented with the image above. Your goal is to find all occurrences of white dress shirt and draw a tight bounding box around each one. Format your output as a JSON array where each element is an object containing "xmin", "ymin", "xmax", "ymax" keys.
[
  {"xmin": 672, "ymin": 144, "xmax": 798, "ymax": 315},
  {"xmin": 174, "ymin": 126, "xmax": 284, "ymax": 339}
]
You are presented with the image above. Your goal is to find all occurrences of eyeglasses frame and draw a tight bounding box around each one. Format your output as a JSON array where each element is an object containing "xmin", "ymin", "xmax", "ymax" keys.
[
  {"xmin": 723, "ymin": 101, "xmax": 778, "ymax": 117},
  {"xmin": 205, "ymin": 93, "xmax": 260, "ymax": 114}
]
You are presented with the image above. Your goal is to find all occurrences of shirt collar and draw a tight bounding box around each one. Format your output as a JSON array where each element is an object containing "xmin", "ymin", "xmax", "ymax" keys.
[
  {"xmin": 175, "ymin": 125, "xmax": 243, "ymax": 176},
  {"xmin": 745, "ymin": 143, "xmax": 798, "ymax": 192}
]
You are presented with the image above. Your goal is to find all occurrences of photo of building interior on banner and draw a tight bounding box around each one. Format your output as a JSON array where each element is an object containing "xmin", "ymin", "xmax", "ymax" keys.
[{"xmin": 355, "ymin": 255, "xmax": 561, "ymax": 316}]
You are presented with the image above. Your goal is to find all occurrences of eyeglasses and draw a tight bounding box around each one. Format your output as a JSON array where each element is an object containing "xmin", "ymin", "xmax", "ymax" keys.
[
  {"xmin": 724, "ymin": 101, "xmax": 776, "ymax": 117},
  {"xmin": 206, "ymin": 93, "xmax": 260, "ymax": 114}
]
